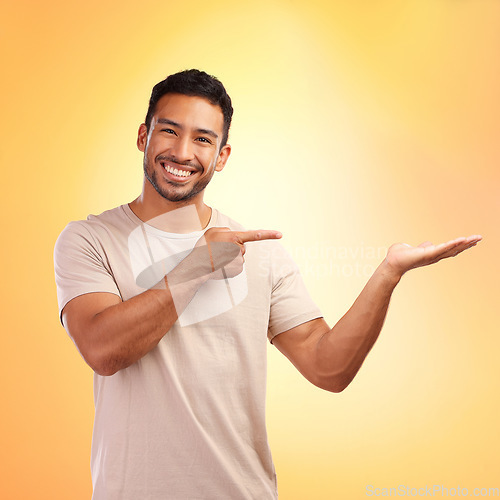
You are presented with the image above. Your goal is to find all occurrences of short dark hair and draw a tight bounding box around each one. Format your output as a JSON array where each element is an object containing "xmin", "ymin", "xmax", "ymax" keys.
[{"xmin": 145, "ymin": 69, "xmax": 233, "ymax": 147}]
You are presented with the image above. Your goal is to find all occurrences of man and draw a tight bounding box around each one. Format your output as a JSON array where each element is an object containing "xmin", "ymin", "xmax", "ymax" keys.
[{"xmin": 54, "ymin": 69, "xmax": 481, "ymax": 499}]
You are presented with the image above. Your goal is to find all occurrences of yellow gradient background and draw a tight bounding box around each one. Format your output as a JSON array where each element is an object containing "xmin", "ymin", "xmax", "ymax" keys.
[{"xmin": 1, "ymin": 1, "xmax": 498, "ymax": 499}]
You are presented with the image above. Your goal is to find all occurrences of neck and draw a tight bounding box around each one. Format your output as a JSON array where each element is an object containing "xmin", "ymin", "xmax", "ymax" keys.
[{"xmin": 129, "ymin": 184, "xmax": 211, "ymax": 233}]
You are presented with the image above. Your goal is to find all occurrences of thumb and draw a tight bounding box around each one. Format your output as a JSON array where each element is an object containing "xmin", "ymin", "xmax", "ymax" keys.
[{"xmin": 208, "ymin": 241, "xmax": 241, "ymax": 271}]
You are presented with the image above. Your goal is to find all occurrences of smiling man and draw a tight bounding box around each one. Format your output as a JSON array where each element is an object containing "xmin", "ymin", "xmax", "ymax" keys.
[
  {"xmin": 54, "ymin": 69, "xmax": 481, "ymax": 500},
  {"xmin": 140, "ymin": 94, "xmax": 228, "ymax": 204}
]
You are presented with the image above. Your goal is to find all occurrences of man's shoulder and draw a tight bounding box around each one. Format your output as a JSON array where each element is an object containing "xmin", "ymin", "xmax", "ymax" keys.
[
  {"xmin": 86, "ymin": 204, "xmax": 132, "ymax": 226},
  {"xmin": 55, "ymin": 204, "xmax": 136, "ymax": 253},
  {"xmin": 61, "ymin": 204, "xmax": 134, "ymax": 235}
]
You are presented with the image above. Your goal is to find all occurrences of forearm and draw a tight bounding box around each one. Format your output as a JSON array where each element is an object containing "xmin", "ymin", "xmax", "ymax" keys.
[
  {"xmin": 79, "ymin": 249, "xmax": 213, "ymax": 376},
  {"xmin": 315, "ymin": 260, "xmax": 401, "ymax": 391}
]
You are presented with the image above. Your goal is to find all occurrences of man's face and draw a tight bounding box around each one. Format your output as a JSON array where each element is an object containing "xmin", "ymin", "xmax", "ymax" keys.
[{"xmin": 137, "ymin": 93, "xmax": 231, "ymax": 203}]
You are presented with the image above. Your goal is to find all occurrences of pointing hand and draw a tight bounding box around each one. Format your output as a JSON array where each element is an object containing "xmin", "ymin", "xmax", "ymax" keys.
[{"xmin": 197, "ymin": 227, "xmax": 282, "ymax": 279}]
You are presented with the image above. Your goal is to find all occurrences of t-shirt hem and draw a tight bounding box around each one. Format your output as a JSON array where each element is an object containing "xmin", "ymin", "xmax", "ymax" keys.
[{"xmin": 58, "ymin": 289, "xmax": 122, "ymax": 326}]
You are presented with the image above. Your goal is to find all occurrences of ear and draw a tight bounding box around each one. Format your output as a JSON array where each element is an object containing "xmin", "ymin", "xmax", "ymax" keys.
[
  {"xmin": 137, "ymin": 123, "xmax": 148, "ymax": 152},
  {"xmin": 215, "ymin": 144, "xmax": 231, "ymax": 172}
]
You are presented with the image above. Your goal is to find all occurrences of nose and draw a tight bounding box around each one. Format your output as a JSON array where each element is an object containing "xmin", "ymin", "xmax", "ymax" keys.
[{"xmin": 170, "ymin": 136, "xmax": 194, "ymax": 163}]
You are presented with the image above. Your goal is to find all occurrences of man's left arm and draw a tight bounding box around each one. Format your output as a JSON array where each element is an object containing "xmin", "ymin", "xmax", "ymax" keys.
[{"xmin": 272, "ymin": 235, "xmax": 482, "ymax": 393}]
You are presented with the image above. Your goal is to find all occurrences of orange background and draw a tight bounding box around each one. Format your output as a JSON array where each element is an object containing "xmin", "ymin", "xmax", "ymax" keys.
[{"xmin": 1, "ymin": 1, "xmax": 498, "ymax": 498}]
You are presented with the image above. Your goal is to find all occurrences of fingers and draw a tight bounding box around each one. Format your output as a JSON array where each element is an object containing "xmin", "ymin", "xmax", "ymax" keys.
[
  {"xmin": 441, "ymin": 235, "xmax": 482, "ymax": 253},
  {"xmin": 236, "ymin": 229, "xmax": 283, "ymax": 244},
  {"xmin": 428, "ymin": 235, "xmax": 482, "ymax": 262},
  {"xmin": 465, "ymin": 234, "xmax": 483, "ymax": 245},
  {"xmin": 444, "ymin": 235, "xmax": 482, "ymax": 247}
]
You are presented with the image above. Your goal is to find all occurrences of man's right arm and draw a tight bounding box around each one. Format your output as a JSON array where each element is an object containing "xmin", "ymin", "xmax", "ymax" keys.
[
  {"xmin": 61, "ymin": 227, "xmax": 281, "ymax": 376},
  {"xmin": 62, "ymin": 261, "xmax": 207, "ymax": 377}
]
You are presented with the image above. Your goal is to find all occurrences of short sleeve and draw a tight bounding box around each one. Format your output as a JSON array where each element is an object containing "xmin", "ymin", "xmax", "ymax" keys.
[
  {"xmin": 267, "ymin": 243, "xmax": 322, "ymax": 342},
  {"xmin": 54, "ymin": 221, "xmax": 121, "ymax": 323}
]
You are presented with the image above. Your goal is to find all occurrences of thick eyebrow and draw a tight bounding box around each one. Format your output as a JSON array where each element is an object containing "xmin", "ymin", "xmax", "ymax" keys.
[
  {"xmin": 157, "ymin": 118, "xmax": 181, "ymax": 128},
  {"xmin": 157, "ymin": 118, "xmax": 219, "ymax": 140},
  {"xmin": 196, "ymin": 128, "xmax": 219, "ymax": 140}
]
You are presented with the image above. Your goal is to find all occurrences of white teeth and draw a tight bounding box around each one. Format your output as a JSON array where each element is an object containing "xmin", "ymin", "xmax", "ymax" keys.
[{"xmin": 163, "ymin": 164, "xmax": 193, "ymax": 177}]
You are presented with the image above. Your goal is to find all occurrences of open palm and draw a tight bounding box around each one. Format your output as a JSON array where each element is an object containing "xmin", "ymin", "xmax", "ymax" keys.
[{"xmin": 385, "ymin": 235, "xmax": 482, "ymax": 277}]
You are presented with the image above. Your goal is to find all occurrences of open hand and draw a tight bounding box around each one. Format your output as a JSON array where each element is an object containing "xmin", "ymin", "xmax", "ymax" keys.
[{"xmin": 385, "ymin": 234, "xmax": 482, "ymax": 279}]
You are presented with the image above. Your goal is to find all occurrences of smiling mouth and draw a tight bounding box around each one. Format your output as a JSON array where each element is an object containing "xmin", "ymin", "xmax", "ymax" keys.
[{"xmin": 161, "ymin": 162, "xmax": 196, "ymax": 179}]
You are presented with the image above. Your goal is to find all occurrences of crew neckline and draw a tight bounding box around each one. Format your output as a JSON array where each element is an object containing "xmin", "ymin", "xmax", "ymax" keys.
[{"xmin": 121, "ymin": 204, "xmax": 218, "ymax": 239}]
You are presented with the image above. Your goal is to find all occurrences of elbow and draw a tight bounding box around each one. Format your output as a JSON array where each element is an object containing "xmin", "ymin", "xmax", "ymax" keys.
[
  {"xmin": 89, "ymin": 353, "xmax": 123, "ymax": 376},
  {"xmin": 318, "ymin": 377, "xmax": 352, "ymax": 393},
  {"xmin": 311, "ymin": 369, "xmax": 355, "ymax": 393},
  {"xmin": 80, "ymin": 346, "xmax": 121, "ymax": 377},
  {"xmin": 66, "ymin": 317, "xmax": 125, "ymax": 377},
  {"xmin": 91, "ymin": 361, "xmax": 119, "ymax": 377},
  {"xmin": 75, "ymin": 331, "xmax": 126, "ymax": 377}
]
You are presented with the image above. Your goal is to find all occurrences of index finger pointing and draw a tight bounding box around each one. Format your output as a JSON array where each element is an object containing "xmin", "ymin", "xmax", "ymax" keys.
[{"xmin": 236, "ymin": 229, "xmax": 283, "ymax": 243}]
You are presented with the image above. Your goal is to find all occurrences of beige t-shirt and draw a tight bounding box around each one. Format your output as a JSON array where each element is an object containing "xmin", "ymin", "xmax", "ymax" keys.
[{"xmin": 54, "ymin": 204, "xmax": 322, "ymax": 500}]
